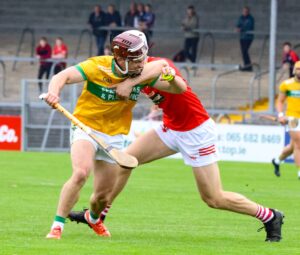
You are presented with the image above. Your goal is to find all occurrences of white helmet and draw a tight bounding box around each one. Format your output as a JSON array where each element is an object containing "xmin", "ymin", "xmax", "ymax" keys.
[
  {"xmin": 126, "ymin": 30, "xmax": 148, "ymax": 50},
  {"xmin": 112, "ymin": 30, "xmax": 148, "ymax": 75}
]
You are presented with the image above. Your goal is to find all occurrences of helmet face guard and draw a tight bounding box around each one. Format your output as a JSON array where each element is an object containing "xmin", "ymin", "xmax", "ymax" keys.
[{"xmin": 112, "ymin": 31, "xmax": 148, "ymax": 75}]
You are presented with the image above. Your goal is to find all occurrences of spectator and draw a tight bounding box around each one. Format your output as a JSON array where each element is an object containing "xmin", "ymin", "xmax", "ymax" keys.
[
  {"xmin": 106, "ymin": 4, "xmax": 122, "ymax": 41},
  {"xmin": 182, "ymin": 5, "xmax": 199, "ymax": 63},
  {"xmin": 88, "ymin": 5, "xmax": 107, "ymax": 56},
  {"xmin": 135, "ymin": 3, "xmax": 145, "ymax": 28},
  {"xmin": 104, "ymin": 45, "xmax": 112, "ymax": 56},
  {"xmin": 124, "ymin": 2, "xmax": 137, "ymax": 27},
  {"xmin": 36, "ymin": 37, "xmax": 52, "ymax": 93},
  {"xmin": 141, "ymin": 4, "xmax": 155, "ymax": 42},
  {"xmin": 282, "ymin": 42, "xmax": 299, "ymax": 78},
  {"xmin": 52, "ymin": 37, "xmax": 68, "ymax": 74},
  {"xmin": 236, "ymin": 6, "xmax": 255, "ymax": 71},
  {"xmin": 173, "ymin": 49, "xmax": 186, "ymax": 62}
]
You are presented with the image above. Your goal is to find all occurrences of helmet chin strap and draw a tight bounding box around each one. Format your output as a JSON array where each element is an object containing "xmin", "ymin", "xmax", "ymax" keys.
[{"xmin": 115, "ymin": 59, "xmax": 129, "ymax": 75}]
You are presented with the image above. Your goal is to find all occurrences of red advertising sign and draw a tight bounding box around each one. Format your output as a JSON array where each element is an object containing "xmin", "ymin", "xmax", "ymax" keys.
[{"xmin": 0, "ymin": 115, "xmax": 22, "ymax": 151}]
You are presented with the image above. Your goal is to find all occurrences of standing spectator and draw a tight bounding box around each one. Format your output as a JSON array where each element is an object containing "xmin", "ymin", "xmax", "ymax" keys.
[
  {"xmin": 88, "ymin": 5, "xmax": 107, "ymax": 56},
  {"xmin": 182, "ymin": 5, "xmax": 199, "ymax": 63},
  {"xmin": 236, "ymin": 6, "xmax": 255, "ymax": 71},
  {"xmin": 124, "ymin": 2, "xmax": 137, "ymax": 27},
  {"xmin": 36, "ymin": 37, "xmax": 52, "ymax": 93},
  {"xmin": 141, "ymin": 4, "xmax": 155, "ymax": 42},
  {"xmin": 106, "ymin": 4, "xmax": 122, "ymax": 41},
  {"xmin": 52, "ymin": 37, "xmax": 68, "ymax": 74},
  {"xmin": 104, "ymin": 45, "xmax": 111, "ymax": 56},
  {"xmin": 135, "ymin": 3, "xmax": 145, "ymax": 28},
  {"xmin": 282, "ymin": 42, "xmax": 299, "ymax": 78}
]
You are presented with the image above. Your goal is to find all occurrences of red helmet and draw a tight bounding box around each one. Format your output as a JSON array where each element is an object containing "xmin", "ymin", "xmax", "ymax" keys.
[{"xmin": 111, "ymin": 30, "xmax": 148, "ymax": 61}]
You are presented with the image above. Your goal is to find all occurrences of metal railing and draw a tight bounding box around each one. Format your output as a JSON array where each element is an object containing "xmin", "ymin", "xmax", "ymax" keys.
[
  {"xmin": 208, "ymin": 108, "xmax": 275, "ymax": 124},
  {"xmin": 211, "ymin": 63, "xmax": 261, "ymax": 110},
  {"xmin": 248, "ymin": 66, "xmax": 282, "ymax": 111},
  {"xmin": 12, "ymin": 27, "xmax": 93, "ymax": 72},
  {"xmin": 12, "ymin": 28, "xmax": 35, "ymax": 71},
  {"xmin": 74, "ymin": 29, "xmax": 93, "ymax": 58},
  {"xmin": 258, "ymin": 35, "xmax": 269, "ymax": 68},
  {"xmin": 198, "ymin": 32, "xmax": 215, "ymax": 66},
  {"xmin": 0, "ymin": 56, "xmax": 83, "ymax": 97},
  {"xmin": 0, "ymin": 56, "xmax": 241, "ymax": 98},
  {"xmin": 21, "ymin": 79, "xmax": 78, "ymax": 151},
  {"xmin": 9, "ymin": 26, "xmax": 253, "ymax": 71},
  {"xmin": 210, "ymin": 66, "xmax": 240, "ymax": 109},
  {"xmin": 0, "ymin": 60, "xmax": 5, "ymax": 97}
]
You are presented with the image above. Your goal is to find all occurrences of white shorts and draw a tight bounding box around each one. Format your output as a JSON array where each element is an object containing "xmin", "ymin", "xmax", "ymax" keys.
[
  {"xmin": 70, "ymin": 125, "xmax": 124, "ymax": 163},
  {"xmin": 155, "ymin": 118, "xmax": 219, "ymax": 167},
  {"xmin": 285, "ymin": 117, "xmax": 300, "ymax": 132}
]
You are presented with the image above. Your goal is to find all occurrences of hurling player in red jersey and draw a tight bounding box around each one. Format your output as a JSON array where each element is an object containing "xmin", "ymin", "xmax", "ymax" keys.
[{"xmin": 69, "ymin": 31, "xmax": 283, "ymax": 242}]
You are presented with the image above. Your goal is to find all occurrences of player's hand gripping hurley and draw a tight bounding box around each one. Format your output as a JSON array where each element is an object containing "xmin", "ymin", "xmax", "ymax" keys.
[{"xmin": 39, "ymin": 94, "xmax": 138, "ymax": 168}]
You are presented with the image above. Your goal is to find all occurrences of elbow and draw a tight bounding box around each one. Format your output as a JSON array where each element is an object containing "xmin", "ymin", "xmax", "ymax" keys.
[
  {"xmin": 172, "ymin": 82, "xmax": 187, "ymax": 94},
  {"xmin": 157, "ymin": 59, "xmax": 169, "ymax": 68},
  {"xmin": 179, "ymin": 84, "xmax": 187, "ymax": 93},
  {"xmin": 177, "ymin": 78, "xmax": 188, "ymax": 93},
  {"xmin": 52, "ymin": 71, "xmax": 69, "ymax": 84}
]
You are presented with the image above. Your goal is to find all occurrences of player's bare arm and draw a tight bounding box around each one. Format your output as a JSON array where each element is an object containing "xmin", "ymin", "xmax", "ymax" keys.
[
  {"xmin": 153, "ymin": 65, "xmax": 187, "ymax": 94},
  {"xmin": 114, "ymin": 59, "xmax": 169, "ymax": 98},
  {"xmin": 276, "ymin": 92, "xmax": 287, "ymax": 124},
  {"xmin": 115, "ymin": 60, "xmax": 186, "ymax": 97},
  {"xmin": 44, "ymin": 66, "xmax": 84, "ymax": 106}
]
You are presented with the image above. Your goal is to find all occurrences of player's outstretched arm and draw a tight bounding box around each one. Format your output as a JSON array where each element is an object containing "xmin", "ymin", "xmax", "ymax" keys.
[
  {"xmin": 43, "ymin": 66, "xmax": 85, "ymax": 106},
  {"xmin": 115, "ymin": 60, "xmax": 169, "ymax": 98}
]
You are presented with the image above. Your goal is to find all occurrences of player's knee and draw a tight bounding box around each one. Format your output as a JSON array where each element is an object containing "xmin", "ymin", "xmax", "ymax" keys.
[
  {"xmin": 71, "ymin": 170, "xmax": 89, "ymax": 186},
  {"xmin": 293, "ymin": 142, "xmax": 300, "ymax": 150},
  {"xmin": 93, "ymin": 190, "xmax": 111, "ymax": 204},
  {"xmin": 202, "ymin": 195, "xmax": 224, "ymax": 209}
]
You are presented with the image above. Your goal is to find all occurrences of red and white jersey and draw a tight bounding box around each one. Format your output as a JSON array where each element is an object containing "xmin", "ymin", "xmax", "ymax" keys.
[{"xmin": 142, "ymin": 57, "xmax": 209, "ymax": 131}]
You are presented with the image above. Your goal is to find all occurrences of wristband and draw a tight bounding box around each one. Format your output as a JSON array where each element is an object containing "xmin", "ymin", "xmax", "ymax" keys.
[
  {"xmin": 161, "ymin": 68, "xmax": 176, "ymax": 82},
  {"xmin": 161, "ymin": 73, "xmax": 175, "ymax": 81}
]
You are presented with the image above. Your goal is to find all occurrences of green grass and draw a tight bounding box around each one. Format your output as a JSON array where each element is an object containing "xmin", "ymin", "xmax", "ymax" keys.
[{"xmin": 0, "ymin": 151, "xmax": 299, "ymax": 255}]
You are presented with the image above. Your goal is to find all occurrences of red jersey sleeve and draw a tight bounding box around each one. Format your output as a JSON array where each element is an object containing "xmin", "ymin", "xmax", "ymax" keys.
[{"xmin": 290, "ymin": 51, "xmax": 299, "ymax": 63}]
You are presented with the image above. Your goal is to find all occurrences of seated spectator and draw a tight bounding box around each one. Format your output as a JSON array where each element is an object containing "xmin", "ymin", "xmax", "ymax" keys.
[
  {"xmin": 36, "ymin": 37, "xmax": 52, "ymax": 93},
  {"xmin": 182, "ymin": 5, "xmax": 199, "ymax": 63},
  {"xmin": 282, "ymin": 42, "xmax": 299, "ymax": 77},
  {"xmin": 88, "ymin": 5, "xmax": 107, "ymax": 56},
  {"xmin": 52, "ymin": 37, "xmax": 68, "ymax": 74},
  {"xmin": 124, "ymin": 2, "xmax": 137, "ymax": 27},
  {"xmin": 141, "ymin": 4, "xmax": 155, "ymax": 42},
  {"xmin": 106, "ymin": 4, "xmax": 122, "ymax": 41}
]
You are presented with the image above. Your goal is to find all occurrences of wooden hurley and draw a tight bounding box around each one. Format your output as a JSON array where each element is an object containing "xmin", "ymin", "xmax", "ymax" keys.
[
  {"xmin": 40, "ymin": 95, "xmax": 138, "ymax": 168},
  {"xmin": 259, "ymin": 114, "xmax": 299, "ymax": 128}
]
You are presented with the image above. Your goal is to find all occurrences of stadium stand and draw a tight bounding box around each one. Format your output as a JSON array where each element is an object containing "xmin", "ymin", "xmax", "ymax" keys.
[{"xmin": 1, "ymin": 0, "xmax": 300, "ymax": 117}]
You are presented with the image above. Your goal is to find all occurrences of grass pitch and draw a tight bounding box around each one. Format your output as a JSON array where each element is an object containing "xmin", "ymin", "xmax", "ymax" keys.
[{"xmin": 0, "ymin": 151, "xmax": 299, "ymax": 255}]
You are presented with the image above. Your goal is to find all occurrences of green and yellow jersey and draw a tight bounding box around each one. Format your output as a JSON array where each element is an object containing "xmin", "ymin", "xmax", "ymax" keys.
[
  {"xmin": 74, "ymin": 56, "xmax": 145, "ymax": 135},
  {"xmin": 279, "ymin": 77, "xmax": 300, "ymax": 118}
]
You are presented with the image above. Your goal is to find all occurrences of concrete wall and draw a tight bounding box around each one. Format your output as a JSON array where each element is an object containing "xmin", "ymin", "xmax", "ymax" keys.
[
  {"xmin": 0, "ymin": 0, "xmax": 299, "ymax": 32},
  {"xmin": 0, "ymin": 0, "xmax": 299, "ymax": 88}
]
